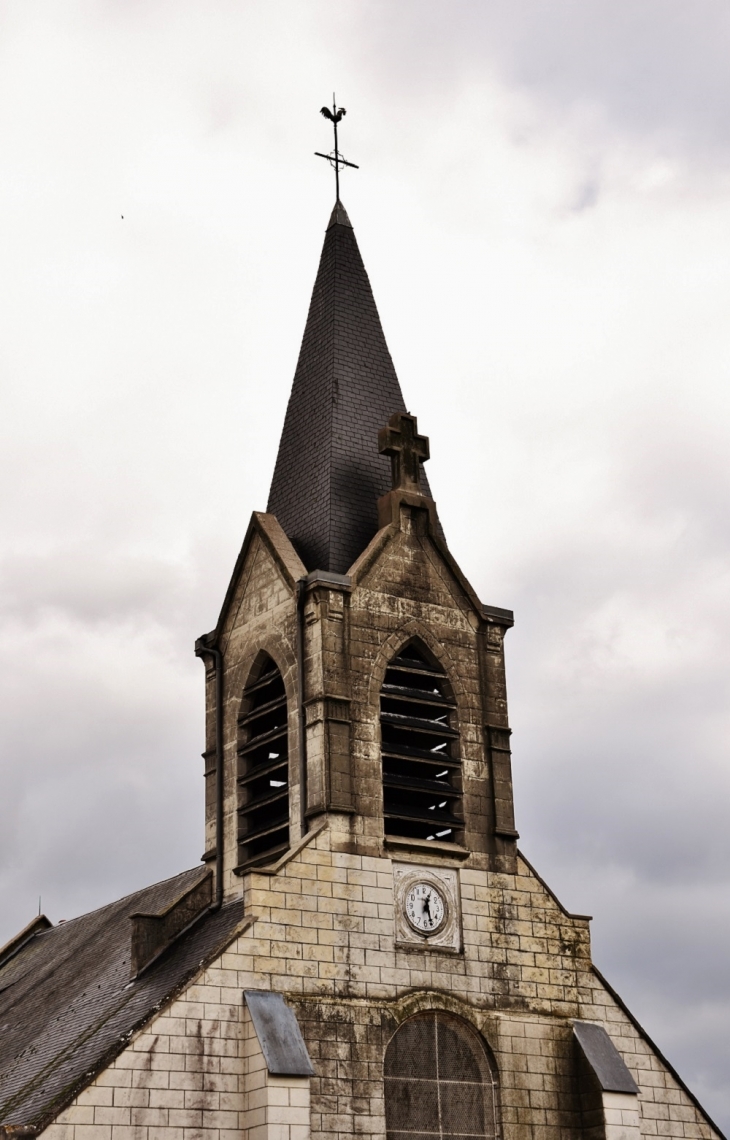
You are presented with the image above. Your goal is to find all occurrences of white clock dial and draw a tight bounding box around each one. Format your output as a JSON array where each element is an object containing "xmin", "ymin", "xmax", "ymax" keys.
[{"xmin": 404, "ymin": 882, "xmax": 447, "ymax": 935}]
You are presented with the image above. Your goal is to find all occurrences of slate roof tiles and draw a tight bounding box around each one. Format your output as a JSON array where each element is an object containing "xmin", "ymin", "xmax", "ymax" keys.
[
  {"xmin": 267, "ymin": 200, "xmax": 435, "ymax": 573},
  {"xmin": 0, "ymin": 868, "xmax": 244, "ymax": 1132}
]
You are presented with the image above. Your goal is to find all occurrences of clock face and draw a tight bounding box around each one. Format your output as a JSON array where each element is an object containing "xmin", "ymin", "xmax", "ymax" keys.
[{"xmin": 405, "ymin": 882, "xmax": 447, "ymax": 935}]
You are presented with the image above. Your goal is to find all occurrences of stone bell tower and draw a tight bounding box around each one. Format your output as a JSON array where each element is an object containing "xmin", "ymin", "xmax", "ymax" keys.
[
  {"xmin": 1, "ymin": 194, "xmax": 720, "ymax": 1140},
  {"xmin": 190, "ymin": 200, "xmax": 720, "ymax": 1140},
  {"xmin": 196, "ymin": 198, "xmax": 517, "ymax": 893}
]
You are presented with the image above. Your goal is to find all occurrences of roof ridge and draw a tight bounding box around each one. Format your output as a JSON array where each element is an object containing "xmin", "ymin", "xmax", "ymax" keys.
[
  {"xmin": 15, "ymin": 867, "xmax": 207, "ymax": 935},
  {"xmin": 324, "ymin": 206, "xmax": 339, "ymax": 559}
]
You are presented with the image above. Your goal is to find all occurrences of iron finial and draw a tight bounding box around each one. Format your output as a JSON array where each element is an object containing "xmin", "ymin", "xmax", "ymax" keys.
[{"xmin": 315, "ymin": 93, "xmax": 359, "ymax": 201}]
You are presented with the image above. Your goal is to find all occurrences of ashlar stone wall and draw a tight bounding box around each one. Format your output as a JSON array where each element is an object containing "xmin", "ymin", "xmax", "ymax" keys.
[
  {"xmin": 182, "ymin": 505, "xmax": 723, "ymax": 1140},
  {"xmin": 38, "ymin": 948, "xmax": 309, "ymax": 1140},
  {"xmin": 200, "ymin": 514, "xmax": 306, "ymax": 890},
  {"xmin": 39, "ymin": 825, "xmax": 721, "ymax": 1140},
  {"xmin": 209, "ymin": 504, "xmax": 520, "ymax": 895}
]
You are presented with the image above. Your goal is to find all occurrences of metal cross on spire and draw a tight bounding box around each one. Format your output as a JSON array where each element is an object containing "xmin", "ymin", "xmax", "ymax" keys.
[{"xmin": 315, "ymin": 94, "xmax": 359, "ymax": 202}]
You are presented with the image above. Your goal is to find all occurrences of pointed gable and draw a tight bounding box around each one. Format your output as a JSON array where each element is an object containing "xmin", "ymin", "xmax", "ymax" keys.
[{"xmin": 267, "ymin": 201, "xmax": 434, "ymax": 574}]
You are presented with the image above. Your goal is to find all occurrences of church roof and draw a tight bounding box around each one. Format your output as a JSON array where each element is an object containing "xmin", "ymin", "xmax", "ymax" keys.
[
  {"xmin": 267, "ymin": 200, "xmax": 435, "ymax": 573},
  {"xmin": 0, "ymin": 868, "xmax": 244, "ymax": 1132}
]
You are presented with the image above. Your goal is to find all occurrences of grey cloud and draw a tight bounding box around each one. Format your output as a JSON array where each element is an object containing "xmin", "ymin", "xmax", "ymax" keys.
[
  {"xmin": 353, "ymin": 1, "xmax": 730, "ymax": 154},
  {"xmin": 0, "ymin": 0, "xmax": 728, "ymax": 1129},
  {"xmin": 506, "ymin": 521, "xmax": 730, "ymax": 1122},
  {"xmin": 488, "ymin": 403, "xmax": 730, "ymax": 1123},
  {"xmin": 476, "ymin": 2, "xmax": 730, "ymax": 148},
  {"xmin": 0, "ymin": 568, "xmax": 204, "ymax": 942},
  {"xmin": 0, "ymin": 548, "xmax": 188, "ymax": 624}
]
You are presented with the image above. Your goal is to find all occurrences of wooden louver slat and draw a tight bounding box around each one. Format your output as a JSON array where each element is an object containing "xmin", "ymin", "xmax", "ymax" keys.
[
  {"xmin": 237, "ymin": 655, "xmax": 290, "ymax": 868},
  {"xmin": 380, "ymin": 643, "xmax": 463, "ymax": 845}
]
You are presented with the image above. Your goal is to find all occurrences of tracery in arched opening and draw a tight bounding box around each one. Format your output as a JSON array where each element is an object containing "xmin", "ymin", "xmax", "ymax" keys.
[
  {"xmin": 237, "ymin": 654, "xmax": 289, "ymax": 867},
  {"xmin": 384, "ymin": 1011, "xmax": 499, "ymax": 1140},
  {"xmin": 380, "ymin": 642, "xmax": 463, "ymax": 844}
]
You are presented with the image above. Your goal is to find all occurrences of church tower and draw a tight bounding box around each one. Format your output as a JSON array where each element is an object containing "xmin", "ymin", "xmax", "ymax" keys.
[
  {"xmin": 196, "ymin": 198, "xmax": 517, "ymax": 897},
  {"xmin": 2, "ymin": 192, "xmax": 721, "ymax": 1140},
  {"xmin": 188, "ymin": 199, "xmax": 718, "ymax": 1140}
]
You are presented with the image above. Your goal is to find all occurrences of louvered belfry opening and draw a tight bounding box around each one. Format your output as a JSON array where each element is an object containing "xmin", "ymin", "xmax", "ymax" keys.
[
  {"xmin": 380, "ymin": 642, "xmax": 463, "ymax": 843},
  {"xmin": 237, "ymin": 654, "xmax": 290, "ymax": 867},
  {"xmin": 385, "ymin": 1012, "xmax": 499, "ymax": 1140}
]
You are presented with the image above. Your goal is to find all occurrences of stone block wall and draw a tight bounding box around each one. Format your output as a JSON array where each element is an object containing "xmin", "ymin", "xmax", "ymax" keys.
[
  {"xmin": 39, "ymin": 825, "xmax": 720, "ymax": 1140},
  {"xmin": 241, "ymin": 1006, "xmax": 310, "ymax": 1140},
  {"xmin": 603, "ymin": 1093, "xmax": 641, "ymax": 1140},
  {"xmin": 210, "ymin": 507, "xmax": 520, "ymax": 896},
  {"xmin": 183, "ymin": 508, "xmax": 721, "ymax": 1140},
  {"xmin": 234, "ymin": 826, "xmax": 717, "ymax": 1140},
  {"xmin": 39, "ymin": 958, "xmax": 310, "ymax": 1140},
  {"xmin": 40, "ymin": 981, "xmax": 245, "ymax": 1140},
  {"xmin": 345, "ymin": 512, "xmax": 511, "ymax": 864},
  {"xmin": 201, "ymin": 518, "xmax": 305, "ymax": 889}
]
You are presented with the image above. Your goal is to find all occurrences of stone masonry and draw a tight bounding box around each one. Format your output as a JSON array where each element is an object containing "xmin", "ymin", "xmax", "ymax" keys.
[
  {"xmin": 38, "ymin": 827, "xmax": 718, "ymax": 1140},
  {"xmin": 10, "ymin": 202, "xmax": 720, "ymax": 1140},
  {"xmin": 176, "ymin": 491, "xmax": 723, "ymax": 1140}
]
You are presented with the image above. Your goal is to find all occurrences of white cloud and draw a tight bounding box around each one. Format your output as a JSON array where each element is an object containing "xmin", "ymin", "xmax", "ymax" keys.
[{"xmin": 0, "ymin": 0, "xmax": 729, "ymax": 1126}]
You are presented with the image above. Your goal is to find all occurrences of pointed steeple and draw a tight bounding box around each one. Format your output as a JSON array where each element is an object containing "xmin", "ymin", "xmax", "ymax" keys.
[{"xmin": 267, "ymin": 202, "xmax": 435, "ymax": 573}]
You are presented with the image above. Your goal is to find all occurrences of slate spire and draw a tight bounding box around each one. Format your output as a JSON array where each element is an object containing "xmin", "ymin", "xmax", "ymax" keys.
[{"xmin": 267, "ymin": 201, "xmax": 434, "ymax": 573}]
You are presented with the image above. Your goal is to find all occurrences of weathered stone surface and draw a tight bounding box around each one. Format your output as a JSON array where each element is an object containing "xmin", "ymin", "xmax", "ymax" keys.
[
  {"xmin": 27, "ymin": 201, "xmax": 719, "ymax": 1140},
  {"xmin": 39, "ymin": 826, "xmax": 718, "ymax": 1140},
  {"xmin": 168, "ymin": 492, "xmax": 723, "ymax": 1140}
]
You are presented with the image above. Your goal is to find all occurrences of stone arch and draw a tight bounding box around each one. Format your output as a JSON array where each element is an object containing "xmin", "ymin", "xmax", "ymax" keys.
[
  {"xmin": 388, "ymin": 988, "xmax": 495, "ymax": 1032},
  {"xmin": 241, "ymin": 648, "xmax": 279, "ymax": 695},
  {"xmin": 367, "ymin": 618, "xmax": 467, "ymax": 718},
  {"xmin": 386, "ymin": 992, "xmax": 499, "ymax": 1060},
  {"xmin": 232, "ymin": 630, "xmax": 298, "ymax": 716}
]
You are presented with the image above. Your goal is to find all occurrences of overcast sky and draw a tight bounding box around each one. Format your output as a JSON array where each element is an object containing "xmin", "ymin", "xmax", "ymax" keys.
[{"xmin": 1, "ymin": 0, "xmax": 729, "ymax": 1128}]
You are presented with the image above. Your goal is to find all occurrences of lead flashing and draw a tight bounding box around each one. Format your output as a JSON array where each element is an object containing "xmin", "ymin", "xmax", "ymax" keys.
[
  {"xmin": 244, "ymin": 990, "xmax": 315, "ymax": 1077},
  {"xmin": 573, "ymin": 1021, "xmax": 639, "ymax": 1094},
  {"xmin": 304, "ymin": 570, "xmax": 352, "ymax": 590},
  {"xmin": 482, "ymin": 604, "xmax": 514, "ymax": 627}
]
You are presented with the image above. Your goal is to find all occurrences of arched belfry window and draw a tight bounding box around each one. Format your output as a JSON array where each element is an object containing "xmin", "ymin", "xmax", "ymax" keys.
[
  {"xmin": 385, "ymin": 1012, "xmax": 499, "ymax": 1140},
  {"xmin": 380, "ymin": 642, "xmax": 462, "ymax": 843},
  {"xmin": 237, "ymin": 654, "xmax": 289, "ymax": 867}
]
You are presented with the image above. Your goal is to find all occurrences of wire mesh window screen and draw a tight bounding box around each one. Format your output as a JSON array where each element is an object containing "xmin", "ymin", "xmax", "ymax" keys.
[{"xmin": 385, "ymin": 1012, "xmax": 498, "ymax": 1140}]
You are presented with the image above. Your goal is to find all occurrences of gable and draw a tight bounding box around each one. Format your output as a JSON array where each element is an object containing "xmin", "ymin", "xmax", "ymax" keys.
[
  {"xmin": 8, "ymin": 822, "xmax": 722, "ymax": 1140},
  {"xmin": 215, "ymin": 512, "xmax": 305, "ymax": 646},
  {"xmin": 351, "ymin": 519, "xmax": 480, "ymax": 629}
]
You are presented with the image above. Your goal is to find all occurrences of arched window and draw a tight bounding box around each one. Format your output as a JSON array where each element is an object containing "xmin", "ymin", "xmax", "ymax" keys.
[
  {"xmin": 385, "ymin": 1012, "xmax": 499, "ymax": 1140},
  {"xmin": 380, "ymin": 642, "xmax": 462, "ymax": 843},
  {"xmin": 237, "ymin": 654, "xmax": 289, "ymax": 867}
]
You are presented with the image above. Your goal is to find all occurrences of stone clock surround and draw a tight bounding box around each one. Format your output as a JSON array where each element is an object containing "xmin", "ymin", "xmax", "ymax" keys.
[{"xmin": 393, "ymin": 863, "xmax": 462, "ymax": 953}]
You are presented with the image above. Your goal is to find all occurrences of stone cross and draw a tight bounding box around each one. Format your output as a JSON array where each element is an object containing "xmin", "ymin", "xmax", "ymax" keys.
[{"xmin": 378, "ymin": 412, "xmax": 430, "ymax": 492}]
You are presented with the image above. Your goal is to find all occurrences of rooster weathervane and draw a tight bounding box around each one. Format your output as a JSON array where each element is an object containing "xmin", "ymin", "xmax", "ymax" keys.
[{"xmin": 315, "ymin": 94, "xmax": 359, "ymax": 201}]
